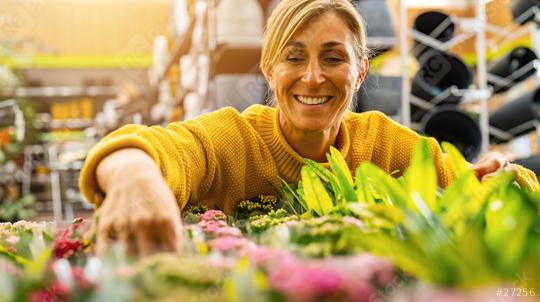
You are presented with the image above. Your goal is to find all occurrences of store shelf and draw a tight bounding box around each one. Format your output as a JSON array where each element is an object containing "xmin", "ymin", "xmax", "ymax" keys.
[
  {"xmin": 156, "ymin": 16, "xmax": 197, "ymax": 85},
  {"xmin": 0, "ymin": 86, "xmax": 122, "ymax": 98},
  {"xmin": 51, "ymin": 119, "xmax": 94, "ymax": 129},
  {"xmin": 0, "ymin": 55, "xmax": 152, "ymax": 69}
]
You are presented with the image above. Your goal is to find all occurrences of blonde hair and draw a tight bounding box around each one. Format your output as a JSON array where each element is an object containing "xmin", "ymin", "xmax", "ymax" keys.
[{"xmin": 260, "ymin": 0, "xmax": 368, "ymax": 78}]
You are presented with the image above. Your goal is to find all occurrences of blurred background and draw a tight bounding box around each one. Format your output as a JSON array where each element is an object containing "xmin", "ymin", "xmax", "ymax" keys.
[{"xmin": 1, "ymin": 0, "xmax": 540, "ymax": 223}]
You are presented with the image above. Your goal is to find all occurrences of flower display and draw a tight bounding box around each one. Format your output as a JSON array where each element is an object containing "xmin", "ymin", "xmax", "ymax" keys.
[{"xmin": 1, "ymin": 141, "xmax": 539, "ymax": 301}]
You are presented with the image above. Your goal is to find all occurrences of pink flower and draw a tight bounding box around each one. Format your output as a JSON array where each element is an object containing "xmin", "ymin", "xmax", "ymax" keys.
[
  {"xmin": 215, "ymin": 226, "xmax": 242, "ymax": 237},
  {"xmin": 245, "ymin": 246, "xmax": 295, "ymax": 267},
  {"xmin": 198, "ymin": 220, "xmax": 228, "ymax": 233},
  {"xmin": 304, "ymin": 266, "xmax": 344, "ymax": 294},
  {"xmin": 349, "ymin": 282, "xmax": 375, "ymax": 302},
  {"xmin": 72, "ymin": 266, "xmax": 96, "ymax": 290},
  {"xmin": 269, "ymin": 262, "xmax": 314, "ymax": 302},
  {"xmin": 201, "ymin": 210, "xmax": 227, "ymax": 221},
  {"xmin": 50, "ymin": 281, "xmax": 70, "ymax": 299},
  {"xmin": 207, "ymin": 236, "xmax": 251, "ymax": 252},
  {"xmin": 6, "ymin": 235, "xmax": 19, "ymax": 245},
  {"xmin": 28, "ymin": 290, "xmax": 56, "ymax": 302}
]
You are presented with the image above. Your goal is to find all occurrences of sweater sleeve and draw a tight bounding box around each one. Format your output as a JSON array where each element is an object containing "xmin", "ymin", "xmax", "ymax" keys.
[
  {"xmin": 511, "ymin": 163, "xmax": 539, "ymax": 191},
  {"xmin": 78, "ymin": 115, "xmax": 217, "ymax": 209}
]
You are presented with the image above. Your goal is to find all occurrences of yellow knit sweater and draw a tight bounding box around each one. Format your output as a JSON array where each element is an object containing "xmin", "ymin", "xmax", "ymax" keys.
[{"xmin": 79, "ymin": 104, "xmax": 539, "ymax": 213}]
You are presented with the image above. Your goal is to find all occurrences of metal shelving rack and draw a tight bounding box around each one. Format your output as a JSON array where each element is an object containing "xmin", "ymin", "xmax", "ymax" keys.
[
  {"xmin": 484, "ymin": 6, "xmax": 540, "ymax": 145},
  {"xmin": 400, "ymin": 1, "xmax": 540, "ymax": 156},
  {"xmin": 399, "ymin": 0, "xmax": 492, "ymax": 155}
]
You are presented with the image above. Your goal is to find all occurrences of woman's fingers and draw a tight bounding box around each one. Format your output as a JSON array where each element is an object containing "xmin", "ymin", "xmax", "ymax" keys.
[
  {"xmin": 96, "ymin": 219, "xmax": 119, "ymax": 256},
  {"xmin": 157, "ymin": 217, "xmax": 182, "ymax": 253},
  {"xmin": 473, "ymin": 152, "xmax": 507, "ymax": 180},
  {"xmin": 134, "ymin": 216, "xmax": 156, "ymax": 257},
  {"xmin": 478, "ymin": 163, "xmax": 517, "ymax": 183},
  {"xmin": 94, "ymin": 177, "xmax": 182, "ymax": 258},
  {"xmin": 96, "ymin": 225, "xmax": 111, "ymax": 257},
  {"xmin": 97, "ymin": 214, "xmax": 181, "ymax": 258},
  {"xmin": 129, "ymin": 215, "xmax": 180, "ymax": 257},
  {"xmin": 118, "ymin": 222, "xmax": 138, "ymax": 258}
]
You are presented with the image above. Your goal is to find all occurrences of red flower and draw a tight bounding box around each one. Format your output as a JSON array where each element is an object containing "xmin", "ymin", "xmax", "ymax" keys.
[
  {"xmin": 50, "ymin": 281, "xmax": 70, "ymax": 298},
  {"xmin": 72, "ymin": 266, "xmax": 96, "ymax": 290},
  {"xmin": 28, "ymin": 290, "xmax": 56, "ymax": 302},
  {"xmin": 53, "ymin": 228, "xmax": 82, "ymax": 259}
]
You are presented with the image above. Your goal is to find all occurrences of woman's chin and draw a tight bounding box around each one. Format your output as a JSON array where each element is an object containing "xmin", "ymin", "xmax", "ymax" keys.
[{"xmin": 294, "ymin": 120, "xmax": 331, "ymax": 132}]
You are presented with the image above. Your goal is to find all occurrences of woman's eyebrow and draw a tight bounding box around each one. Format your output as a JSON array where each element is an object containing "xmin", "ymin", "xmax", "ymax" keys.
[
  {"xmin": 322, "ymin": 41, "xmax": 344, "ymax": 49},
  {"xmin": 285, "ymin": 41, "xmax": 305, "ymax": 48},
  {"xmin": 285, "ymin": 41, "xmax": 345, "ymax": 48}
]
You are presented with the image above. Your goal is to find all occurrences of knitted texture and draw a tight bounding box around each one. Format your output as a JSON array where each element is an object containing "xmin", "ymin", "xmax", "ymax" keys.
[{"xmin": 79, "ymin": 105, "xmax": 538, "ymax": 213}]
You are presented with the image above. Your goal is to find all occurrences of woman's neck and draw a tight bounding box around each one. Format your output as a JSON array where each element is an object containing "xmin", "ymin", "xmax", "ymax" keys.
[{"xmin": 278, "ymin": 112, "xmax": 340, "ymax": 162}]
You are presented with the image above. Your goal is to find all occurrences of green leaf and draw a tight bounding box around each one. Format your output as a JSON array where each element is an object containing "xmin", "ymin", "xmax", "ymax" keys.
[
  {"xmin": 485, "ymin": 186, "xmax": 535, "ymax": 275},
  {"xmin": 358, "ymin": 162, "xmax": 410, "ymax": 208},
  {"xmin": 347, "ymin": 202, "xmax": 403, "ymax": 229},
  {"xmin": 404, "ymin": 138, "xmax": 437, "ymax": 211},
  {"xmin": 24, "ymin": 247, "xmax": 52, "ymax": 279},
  {"xmin": 440, "ymin": 171, "xmax": 515, "ymax": 234},
  {"xmin": 304, "ymin": 159, "xmax": 344, "ymax": 204},
  {"xmin": 301, "ymin": 165, "xmax": 334, "ymax": 216},
  {"xmin": 355, "ymin": 166, "xmax": 375, "ymax": 204},
  {"xmin": 326, "ymin": 147, "xmax": 356, "ymax": 202},
  {"xmin": 280, "ymin": 178, "xmax": 306, "ymax": 211},
  {"xmin": 441, "ymin": 142, "xmax": 473, "ymax": 179},
  {"xmin": 0, "ymin": 244, "xmax": 30, "ymax": 266}
]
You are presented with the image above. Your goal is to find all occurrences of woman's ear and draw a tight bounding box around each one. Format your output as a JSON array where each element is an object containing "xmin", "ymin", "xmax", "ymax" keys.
[
  {"xmin": 263, "ymin": 69, "xmax": 275, "ymax": 90},
  {"xmin": 355, "ymin": 57, "xmax": 369, "ymax": 92}
]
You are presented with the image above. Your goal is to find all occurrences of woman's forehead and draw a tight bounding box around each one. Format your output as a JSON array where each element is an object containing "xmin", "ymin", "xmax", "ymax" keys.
[
  {"xmin": 289, "ymin": 11, "xmax": 353, "ymax": 44},
  {"xmin": 283, "ymin": 23, "xmax": 353, "ymax": 54}
]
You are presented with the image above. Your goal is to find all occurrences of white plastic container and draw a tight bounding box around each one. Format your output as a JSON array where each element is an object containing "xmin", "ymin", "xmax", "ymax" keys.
[{"xmin": 216, "ymin": 0, "xmax": 264, "ymax": 46}]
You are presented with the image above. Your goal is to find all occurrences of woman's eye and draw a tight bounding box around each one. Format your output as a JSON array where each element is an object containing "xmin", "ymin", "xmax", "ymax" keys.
[
  {"xmin": 286, "ymin": 57, "xmax": 304, "ymax": 63},
  {"xmin": 324, "ymin": 57, "xmax": 343, "ymax": 64}
]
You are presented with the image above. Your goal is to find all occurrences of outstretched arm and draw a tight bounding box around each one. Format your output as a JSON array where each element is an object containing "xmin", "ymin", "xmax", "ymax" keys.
[{"xmin": 94, "ymin": 148, "xmax": 182, "ymax": 258}]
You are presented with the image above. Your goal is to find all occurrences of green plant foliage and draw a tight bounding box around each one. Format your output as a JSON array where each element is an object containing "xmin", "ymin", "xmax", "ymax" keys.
[
  {"xmin": 404, "ymin": 139, "xmax": 437, "ymax": 211},
  {"xmin": 281, "ymin": 139, "xmax": 540, "ymax": 288},
  {"xmin": 0, "ymin": 195, "xmax": 36, "ymax": 222},
  {"xmin": 300, "ymin": 165, "xmax": 333, "ymax": 216},
  {"xmin": 326, "ymin": 146, "xmax": 356, "ymax": 202}
]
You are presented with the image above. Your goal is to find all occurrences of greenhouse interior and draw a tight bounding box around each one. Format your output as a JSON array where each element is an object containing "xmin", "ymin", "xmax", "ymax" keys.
[{"xmin": 1, "ymin": 0, "xmax": 540, "ymax": 301}]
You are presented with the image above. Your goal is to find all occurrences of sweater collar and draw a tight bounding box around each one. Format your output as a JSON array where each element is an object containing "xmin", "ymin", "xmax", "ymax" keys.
[{"xmin": 257, "ymin": 106, "xmax": 351, "ymax": 182}]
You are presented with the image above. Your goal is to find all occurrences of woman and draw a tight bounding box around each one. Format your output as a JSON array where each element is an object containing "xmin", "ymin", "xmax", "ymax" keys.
[{"xmin": 80, "ymin": 0, "xmax": 538, "ymax": 257}]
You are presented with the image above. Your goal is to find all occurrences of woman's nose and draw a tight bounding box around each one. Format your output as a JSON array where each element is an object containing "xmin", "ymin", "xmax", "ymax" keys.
[{"xmin": 302, "ymin": 60, "xmax": 325, "ymax": 87}]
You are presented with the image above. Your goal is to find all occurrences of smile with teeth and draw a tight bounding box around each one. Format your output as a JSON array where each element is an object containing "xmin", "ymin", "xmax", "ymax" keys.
[{"xmin": 295, "ymin": 95, "xmax": 332, "ymax": 105}]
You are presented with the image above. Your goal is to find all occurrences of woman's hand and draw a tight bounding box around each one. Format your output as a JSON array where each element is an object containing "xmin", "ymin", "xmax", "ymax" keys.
[
  {"xmin": 473, "ymin": 152, "xmax": 516, "ymax": 182},
  {"xmin": 95, "ymin": 148, "xmax": 182, "ymax": 258}
]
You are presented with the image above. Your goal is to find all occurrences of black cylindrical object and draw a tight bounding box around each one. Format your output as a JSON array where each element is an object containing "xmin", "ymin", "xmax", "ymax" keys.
[
  {"xmin": 511, "ymin": 0, "xmax": 540, "ymax": 25},
  {"xmin": 412, "ymin": 11, "xmax": 455, "ymax": 59},
  {"xmin": 421, "ymin": 106, "xmax": 482, "ymax": 161},
  {"xmin": 489, "ymin": 87, "xmax": 540, "ymax": 143},
  {"xmin": 355, "ymin": 75, "xmax": 401, "ymax": 115},
  {"xmin": 411, "ymin": 51, "xmax": 472, "ymax": 121},
  {"xmin": 412, "ymin": 51, "xmax": 472, "ymax": 103},
  {"xmin": 488, "ymin": 47, "xmax": 537, "ymax": 93},
  {"xmin": 514, "ymin": 155, "xmax": 540, "ymax": 176}
]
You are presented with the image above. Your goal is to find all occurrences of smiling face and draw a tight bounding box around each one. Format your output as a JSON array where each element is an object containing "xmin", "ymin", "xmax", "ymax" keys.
[{"xmin": 266, "ymin": 11, "xmax": 368, "ymax": 133}]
